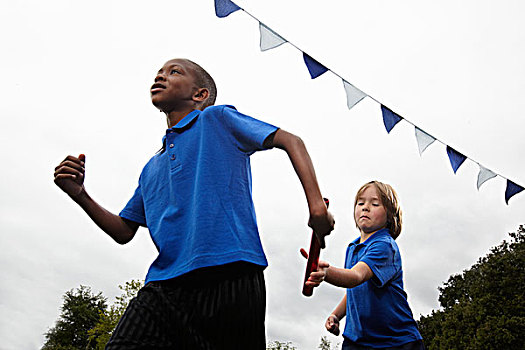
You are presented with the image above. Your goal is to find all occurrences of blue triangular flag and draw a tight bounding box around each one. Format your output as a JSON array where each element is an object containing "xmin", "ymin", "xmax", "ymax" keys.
[
  {"xmin": 505, "ymin": 180, "xmax": 524, "ymax": 204},
  {"xmin": 303, "ymin": 53, "xmax": 328, "ymax": 79},
  {"xmin": 446, "ymin": 146, "xmax": 467, "ymax": 174},
  {"xmin": 380, "ymin": 105, "xmax": 402, "ymax": 133},
  {"xmin": 215, "ymin": 0, "xmax": 240, "ymax": 18}
]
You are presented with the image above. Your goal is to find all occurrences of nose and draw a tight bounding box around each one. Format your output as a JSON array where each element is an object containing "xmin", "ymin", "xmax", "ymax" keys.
[{"xmin": 155, "ymin": 72, "xmax": 166, "ymax": 82}]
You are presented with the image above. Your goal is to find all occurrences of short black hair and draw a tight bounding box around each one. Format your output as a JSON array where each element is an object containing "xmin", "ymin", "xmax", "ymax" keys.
[{"xmin": 185, "ymin": 59, "xmax": 217, "ymax": 109}]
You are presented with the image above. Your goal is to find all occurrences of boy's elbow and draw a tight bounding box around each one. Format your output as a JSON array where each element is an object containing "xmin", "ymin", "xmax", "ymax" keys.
[
  {"xmin": 110, "ymin": 224, "xmax": 137, "ymax": 245},
  {"xmin": 113, "ymin": 233, "xmax": 134, "ymax": 245},
  {"xmin": 274, "ymin": 129, "xmax": 305, "ymax": 151},
  {"xmin": 291, "ymin": 134, "xmax": 305, "ymax": 147},
  {"xmin": 286, "ymin": 135, "xmax": 304, "ymax": 152},
  {"xmin": 112, "ymin": 217, "xmax": 139, "ymax": 244}
]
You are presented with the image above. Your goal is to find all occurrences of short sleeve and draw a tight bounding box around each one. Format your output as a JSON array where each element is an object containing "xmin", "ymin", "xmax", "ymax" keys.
[
  {"xmin": 360, "ymin": 241, "xmax": 398, "ymax": 288},
  {"xmin": 119, "ymin": 181, "xmax": 147, "ymax": 226},
  {"xmin": 221, "ymin": 106, "xmax": 279, "ymax": 154}
]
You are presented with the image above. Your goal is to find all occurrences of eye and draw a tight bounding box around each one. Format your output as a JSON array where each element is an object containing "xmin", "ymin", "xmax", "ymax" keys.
[{"xmin": 170, "ymin": 69, "xmax": 181, "ymax": 75}]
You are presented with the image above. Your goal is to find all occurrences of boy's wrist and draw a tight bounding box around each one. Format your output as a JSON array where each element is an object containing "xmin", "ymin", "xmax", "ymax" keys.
[
  {"xmin": 309, "ymin": 197, "xmax": 327, "ymax": 216},
  {"xmin": 71, "ymin": 187, "xmax": 88, "ymax": 204},
  {"xmin": 325, "ymin": 266, "xmax": 333, "ymax": 284},
  {"xmin": 329, "ymin": 313, "xmax": 339, "ymax": 321}
]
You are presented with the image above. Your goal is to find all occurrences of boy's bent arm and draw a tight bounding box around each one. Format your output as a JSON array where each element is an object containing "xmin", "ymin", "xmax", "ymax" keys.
[
  {"xmin": 266, "ymin": 129, "xmax": 334, "ymax": 244},
  {"xmin": 54, "ymin": 154, "xmax": 138, "ymax": 244},
  {"xmin": 72, "ymin": 191, "xmax": 139, "ymax": 244},
  {"xmin": 325, "ymin": 262, "xmax": 373, "ymax": 289}
]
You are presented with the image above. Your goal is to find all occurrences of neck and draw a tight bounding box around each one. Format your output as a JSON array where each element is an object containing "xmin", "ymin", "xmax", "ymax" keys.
[
  {"xmin": 165, "ymin": 107, "xmax": 199, "ymax": 128},
  {"xmin": 359, "ymin": 231, "xmax": 374, "ymax": 244},
  {"xmin": 359, "ymin": 228, "xmax": 385, "ymax": 243}
]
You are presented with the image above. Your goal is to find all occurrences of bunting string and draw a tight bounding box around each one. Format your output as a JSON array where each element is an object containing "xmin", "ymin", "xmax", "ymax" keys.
[{"xmin": 214, "ymin": 0, "xmax": 524, "ymax": 205}]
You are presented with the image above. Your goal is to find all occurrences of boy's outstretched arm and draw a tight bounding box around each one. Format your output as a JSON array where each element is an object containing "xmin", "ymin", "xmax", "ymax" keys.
[
  {"xmin": 265, "ymin": 129, "xmax": 335, "ymax": 245},
  {"xmin": 326, "ymin": 262, "xmax": 373, "ymax": 289},
  {"xmin": 54, "ymin": 154, "xmax": 139, "ymax": 244},
  {"xmin": 305, "ymin": 260, "xmax": 373, "ymax": 289}
]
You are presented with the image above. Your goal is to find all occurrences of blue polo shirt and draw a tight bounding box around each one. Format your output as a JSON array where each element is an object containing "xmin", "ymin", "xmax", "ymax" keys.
[
  {"xmin": 343, "ymin": 228, "xmax": 422, "ymax": 347},
  {"xmin": 119, "ymin": 105, "xmax": 278, "ymax": 284}
]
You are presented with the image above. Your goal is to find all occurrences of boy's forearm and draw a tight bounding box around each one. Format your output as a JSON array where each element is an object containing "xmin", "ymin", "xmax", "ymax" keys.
[
  {"xmin": 332, "ymin": 295, "xmax": 347, "ymax": 320},
  {"xmin": 72, "ymin": 190, "xmax": 138, "ymax": 244},
  {"xmin": 325, "ymin": 263, "xmax": 373, "ymax": 289},
  {"xmin": 270, "ymin": 129, "xmax": 326, "ymax": 214}
]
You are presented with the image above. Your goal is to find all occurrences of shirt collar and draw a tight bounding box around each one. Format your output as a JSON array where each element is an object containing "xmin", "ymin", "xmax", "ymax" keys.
[
  {"xmin": 170, "ymin": 109, "xmax": 201, "ymax": 130},
  {"xmin": 161, "ymin": 109, "xmax": 201, "ymax": 144}
]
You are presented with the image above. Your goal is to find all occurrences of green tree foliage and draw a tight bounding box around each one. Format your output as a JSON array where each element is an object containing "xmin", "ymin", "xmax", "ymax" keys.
[
  {"xmin": 318, "ymin": 336, "xmax": 340, "ymax": 350},
  {"xmin": 48, "ymin": 281, "xmax": 340, "ymax": 350},
  {"xmin": 266, "ymin": 337, "xmax": 339, "ymax": 350},
  {"xmin": 418, "ymin": 225, "xmax": 525, "ymax": 349},
  {"xmin": 42, "ymin": 281, "xmax": 143, "ymax": 350},
  {"xmin": 87, "ymin": 280, "xmax": 143, "ymax": 349},
  {"xmin": 266, "ymin": 340, "xmax": 297, "ymax": 350},
  {"xmin": 42, "ymin": 285, "xmax": 107, "ymax": 350}
]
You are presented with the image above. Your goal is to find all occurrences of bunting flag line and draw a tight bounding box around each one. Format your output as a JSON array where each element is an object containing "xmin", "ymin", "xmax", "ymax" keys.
[{"xmin": 213, "ymin": 0, "xmax": 524, "ymax": 204}]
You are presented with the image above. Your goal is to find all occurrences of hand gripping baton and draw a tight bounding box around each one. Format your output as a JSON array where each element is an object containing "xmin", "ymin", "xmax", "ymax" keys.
[{"xmin": 302, "ymin": 198, "xmax": 329, "ymax": 297}]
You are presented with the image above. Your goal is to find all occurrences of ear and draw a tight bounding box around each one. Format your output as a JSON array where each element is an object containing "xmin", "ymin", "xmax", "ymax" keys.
[{"xmin": 193, "ymin": 88, "xmax": 209, "ymax": 103}]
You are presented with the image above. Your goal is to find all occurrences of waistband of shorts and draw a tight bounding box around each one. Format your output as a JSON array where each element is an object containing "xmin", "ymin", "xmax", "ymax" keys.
[{"xmin": 150, "ymin": 261, "xmax": 265, "ymax": 288}]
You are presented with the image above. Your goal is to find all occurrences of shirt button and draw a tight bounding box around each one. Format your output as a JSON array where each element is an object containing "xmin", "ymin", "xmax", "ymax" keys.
[
  {"xmin": 169, "ymin": 144, "xmax": 174, "ymax": 148},
  {"xmin": 171, "ymin": 154, "xmax": 176, "ymax": 160}
]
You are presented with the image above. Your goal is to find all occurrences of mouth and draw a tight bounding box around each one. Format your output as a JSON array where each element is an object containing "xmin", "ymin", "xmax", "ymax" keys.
[
  {"xmin": 359, "ymin": 216, "xmax": 370, "ymax": 220},
  {"xmin": 150, "ymin": 83, "xmax": 166, "ymax": 94}
]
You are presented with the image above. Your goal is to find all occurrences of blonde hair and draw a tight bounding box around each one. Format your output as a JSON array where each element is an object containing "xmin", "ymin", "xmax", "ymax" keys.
[{"xmin": 354, "ymin": 181, "xmax": 403, "ymax": 239}]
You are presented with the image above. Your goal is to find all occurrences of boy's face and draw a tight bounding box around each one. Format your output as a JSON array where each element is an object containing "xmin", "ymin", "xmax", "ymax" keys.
[
  {"xmin": 150, "ymin": 59, "xmax": 200, "ymax": 112},
  {"xmin": 354, "ymin": 185, "xmax": 388, "ymax": 234}
]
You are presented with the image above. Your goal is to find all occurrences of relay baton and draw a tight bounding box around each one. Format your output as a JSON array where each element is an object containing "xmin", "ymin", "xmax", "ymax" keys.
[{"xmin": 302, "ymin": 197, "xmax": 329, "ymax": 297}]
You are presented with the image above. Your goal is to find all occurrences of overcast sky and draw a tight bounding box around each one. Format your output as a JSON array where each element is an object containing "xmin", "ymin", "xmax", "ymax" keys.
[{"xmin": 1, "ymin": 0, "xmax": 524, "ymax": 349}]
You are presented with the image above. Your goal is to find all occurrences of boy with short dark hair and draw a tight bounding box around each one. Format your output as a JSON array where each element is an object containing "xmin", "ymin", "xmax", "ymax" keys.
[{"xmin": 54, "ymin": 58, "xmax": 334, "ymax": 349}]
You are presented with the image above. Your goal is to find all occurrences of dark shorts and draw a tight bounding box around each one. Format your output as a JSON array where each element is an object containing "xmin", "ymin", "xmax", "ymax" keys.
[
  {"xmin": 342, "ymin": 338, "xmax": 425, "ymax": 350},
  {"xmin": 106, "ymin": 262, "xmax": 266, "ymax": 350}
]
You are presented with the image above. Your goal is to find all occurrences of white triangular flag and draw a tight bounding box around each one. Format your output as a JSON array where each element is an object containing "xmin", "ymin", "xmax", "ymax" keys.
[
  {"xmin": 415, "ymin": 127, "xmax": 435, "ymax": 155},
  {"xmin": 259, "ymin": 23, "xmax": 287, "ymax": 51},
  {"xmin": 343, "ymin": 80, "xmax": 366, "ymax": 110},
  {"xmin": 477, "ymin": 164, "xmax": 497, "ymax": 190}
]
